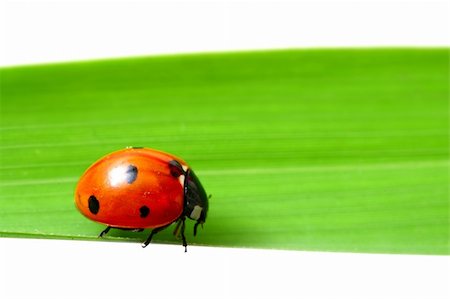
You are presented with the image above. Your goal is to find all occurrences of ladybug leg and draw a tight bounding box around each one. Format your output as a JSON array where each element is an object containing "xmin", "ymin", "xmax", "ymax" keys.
[
  {"xmin": 172, "ymin": 217, "xmax": 188, "ymax": 252},
  {"xmin": 193, "ymin": 221, "xmax": 201, "ymax": 236},
  {"xmin": 142, "ymin": 224, "xmax": 170, "ymax": 248},
  {"xmin": 98, "ymin": 226, "xmax": 112, "ymax": 238},
  {"xmin": 180, "ymin": 218, "xmax": 187, "ymax": 252}
]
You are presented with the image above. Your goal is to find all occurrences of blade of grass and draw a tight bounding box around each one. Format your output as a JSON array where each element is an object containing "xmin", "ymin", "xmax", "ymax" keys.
[{"xmin": 0, "ymin": 48, "xmax": 448, "ymax": 254}]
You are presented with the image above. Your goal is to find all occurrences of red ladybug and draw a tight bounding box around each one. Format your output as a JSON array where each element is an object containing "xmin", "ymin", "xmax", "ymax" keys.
[{"xmin": 74, "ymin": 147, "xmax": 208, "ymax": 251}]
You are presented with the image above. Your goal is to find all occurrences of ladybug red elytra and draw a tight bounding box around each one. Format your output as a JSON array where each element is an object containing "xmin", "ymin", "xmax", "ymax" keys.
[{"xmin": 74, "ymin": 147, "xmax": 208, "ymax": 251}]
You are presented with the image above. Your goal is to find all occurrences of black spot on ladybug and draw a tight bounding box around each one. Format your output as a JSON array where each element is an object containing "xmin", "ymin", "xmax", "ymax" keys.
[
  {"xmin": 88, "ymin": 195, "xmax": 99, "ymax": 215},
  {"xmin": 169, "ymin": 160, "xmax": 185, "ymax": 177},
  {"xmin": 139, "ymin": 205, "xmax": 150, "ymax": 218},
  {"xmin": 126, "ymin": 165, "xmax": 138, "ymax": 184}
]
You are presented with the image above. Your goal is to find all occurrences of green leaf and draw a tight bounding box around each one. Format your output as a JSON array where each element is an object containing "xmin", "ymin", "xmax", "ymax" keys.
[{"xmin": 0, "ymin": 49, "xmax": 448, "ymax": 254}]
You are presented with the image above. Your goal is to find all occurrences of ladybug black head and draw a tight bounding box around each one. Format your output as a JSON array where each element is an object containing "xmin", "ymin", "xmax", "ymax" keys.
[{"xmin": 183, "ymin": 169, "xmax": 208, "ymax": 235}]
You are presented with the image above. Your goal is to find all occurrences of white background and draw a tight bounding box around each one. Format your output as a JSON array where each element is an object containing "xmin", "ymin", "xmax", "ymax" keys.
[
  {"xmin": 1, "ymin": 0, "xmax": 449, "ymax": 298},
  {"xmin": 1, "ymin": 0, "xmax": 449, "ymax": 66}
]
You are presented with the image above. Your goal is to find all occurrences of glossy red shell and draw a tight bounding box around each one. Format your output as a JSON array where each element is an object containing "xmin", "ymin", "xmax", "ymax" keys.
[{"xmin": 75, "ymin": 148, "xmax": 187, "ymax": 229}]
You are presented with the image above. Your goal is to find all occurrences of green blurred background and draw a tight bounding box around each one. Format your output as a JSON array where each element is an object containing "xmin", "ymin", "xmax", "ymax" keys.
[{"xmin": 0, "ymin": 49, "xmax": 448, "ymax": 254}]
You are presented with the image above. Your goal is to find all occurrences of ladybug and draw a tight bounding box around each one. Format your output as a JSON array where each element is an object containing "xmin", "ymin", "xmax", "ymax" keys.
[{"xmin": 74, "ymin": 147, "xmax": 208, "ymax": 251}]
